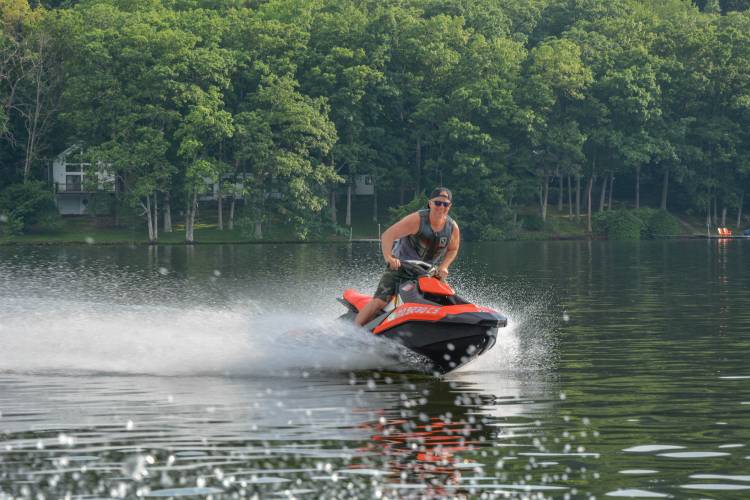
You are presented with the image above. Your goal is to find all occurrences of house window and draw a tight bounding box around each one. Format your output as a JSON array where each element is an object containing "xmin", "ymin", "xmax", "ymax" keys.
[
  {"xmin": 364, "ymin": 175, "xmax": 373, "ymax": 185},
  {"xmin": 66, "ymin": 163, "xmax": 82, "ymax": 173},
  {"xmin": 66, "ymin": 174, "xmax": 82, "ymax": 191}
]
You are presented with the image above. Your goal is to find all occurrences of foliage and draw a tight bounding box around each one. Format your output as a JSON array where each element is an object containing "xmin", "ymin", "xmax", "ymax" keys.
[
  {"xmin": 0, "ymin": 180, "xmax": 59, "ymax": 234},
  {"xmin": 592, "ymin": 208, "xmax": 679, "ymax": 240},
  {"xmin": 592, "ymin": 209, "xmax": 644, "ymax": 240},
  {"xmin": 521, "ymin": 213, "xmax": 545, "ymax": 231},
  {"xmin": 478, "ymin": 225, "xmax": 507, "ymax": 241},
  {"xmin": 635, "ymin": 208, "xmax": 682, "ymax": 237},
  {"xmin": 3, "ymin": 0, "xmax": 750, "ymax": 241},
  {"xmin": 388, "ymin": 194, "xmax": 429, "ymax": 224}
]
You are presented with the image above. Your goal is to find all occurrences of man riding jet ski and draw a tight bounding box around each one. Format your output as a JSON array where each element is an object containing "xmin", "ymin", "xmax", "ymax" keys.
[{"xmin": 340, "ymin": 188, "xmax": 507, "ymax": 373}]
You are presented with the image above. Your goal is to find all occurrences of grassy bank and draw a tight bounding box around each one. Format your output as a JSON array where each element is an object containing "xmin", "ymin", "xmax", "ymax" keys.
[
  {"xmin": 1, "ymin": 203, "xmax": 736, "ymax": 246},
  {"xmin": 0, "ymin": 217, "xmax": 353, "ymax": 245}
]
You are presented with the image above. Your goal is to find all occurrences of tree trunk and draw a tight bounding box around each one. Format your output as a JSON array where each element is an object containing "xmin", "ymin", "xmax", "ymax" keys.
[
  {"xmin": 576, "ymin": 175, "xmax": 581, "ymax": 219},
  {"xmin": 345, "ymin": 182, "xmax": 352, "ymax": 226},
  {"xmin": 164, "ymin": 191, "xmax": 172, "ymax": 233},
  {"xmin": 153, "ymin": 192, "xmax": 158, "ymax": 242},
  {"xmin": 145, "ymin": 197, "xmax": 154, "ymax": 243},
  {"xmin": 538, "ymin": 184, "xmax": 543, "ymax": 216},
  {"xmin": 185, "ymin": 190, "xmax": 197, "ymax": 244},
  {"xmin": 721, "ymin": 206, "xmax": 727, "ymax": 227},
  {"xmin": 415, "ymin": 136, "xmax": 421, "ymax": 197},
  {"xmin": 558, "ymin": 174, "xmax": 563, "ymax": 212},
  {"xmin": 372, "ymin": 182, "xmax": 378, "ymax": 223},
  {"xmin": 228, "ymin": 194, "xmax": 235, "ymax": 230},
  {"xmin": 330, "ymin": 188, "xmax": 337, "ymax": 224},
  {"xmin": 586, "ymin": 175, "xmax": 594, "ymax": 233},
  {"xmin": 254, "ymin": 189, "xmax": 264, "ymax": 239},
  {"xmin": 713, "ymin": 195, "xmax": 718, "ymax": 226},
  {"xmin": 607, "ymin": 173, "xmax": 614, "ymax": 210},
  {"xmin": 185, "ymin": 194, "xmax": 191, "ymax": 243},
  {"xmin": 660, "ymin": 166, "xmax": 669, "ymax": 210},
  {"xmin": 143, "ymin": 196, "xmax": 156, "ymax": 244},
  {"xmin": 399, "ymin": 186, "xmax": 405, "ymax": 205},
  {"xmin": 598, "ymin": 174, "xmax": 607, "ymax": 212},
  {"xmin": 541, "ymin": 174, "xmax": 549, "ymax": 221},
  {"xmin": 737, "ymin": 191, "xmax": 744, "ymax": 228},
  {"xmin": 567, "ymin": 175, "xmax": 573, "ymax": 216},
  {"xmin": 22, "ymin": 51, "xmax": 44, "ymax": 182},
  {"xmin": 217, "ymin": 182, "xmax": 224, "ymax": 231},
  {"xmin": 114, "ymin": 186, "xmax": 120, "ymax": 227},
  {"xmin": 23, "ymin": 124, "xmax": 38, "ymax": 182},
  {"xmin": 635, "ymin": 165, "xmax": 641, "ymax": 209}
]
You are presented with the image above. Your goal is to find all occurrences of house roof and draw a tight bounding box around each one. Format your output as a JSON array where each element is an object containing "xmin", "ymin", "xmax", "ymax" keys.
[{"xmin": 55, "ymin": 144, "xmax": 83, "ymax": 160}]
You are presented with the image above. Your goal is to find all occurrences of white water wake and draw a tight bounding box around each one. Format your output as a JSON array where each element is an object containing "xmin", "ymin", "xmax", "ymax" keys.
[
  {"xmin": 0, "ymin": 253, "xmax": 555, "ymax": 377},
  {"xmin": 0, "ymin": 295, "xmax": 549, "ymax": 377},
  {"xmin": 0, "ymin": 298, "xmax": 407, "ymax": 376}
]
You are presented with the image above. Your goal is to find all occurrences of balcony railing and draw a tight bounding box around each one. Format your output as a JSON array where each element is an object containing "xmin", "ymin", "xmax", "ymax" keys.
[{"xmin": 54, "ymin": 182, "xmax": 115, "ymax": 193}]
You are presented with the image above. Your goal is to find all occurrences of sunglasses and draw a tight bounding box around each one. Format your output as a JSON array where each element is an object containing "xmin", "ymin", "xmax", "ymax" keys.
[{"xmin": 431, "ymin": 200, "xmax": 451, "ymax": 207}]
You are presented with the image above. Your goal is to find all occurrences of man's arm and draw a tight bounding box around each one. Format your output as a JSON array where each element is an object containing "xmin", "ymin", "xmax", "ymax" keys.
[
  {"xmin": 380, "ymin": 212, "xmax": 420, "ymax": 269},
  {"xmin": 437, "ymin": 222, "xmax": 460, "ymax": 279}
]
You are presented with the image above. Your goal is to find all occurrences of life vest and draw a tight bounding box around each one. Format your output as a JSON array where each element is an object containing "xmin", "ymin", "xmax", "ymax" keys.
[{"xmin": 393, "ymin": 209, "xmax": 455, "ymax": 265}]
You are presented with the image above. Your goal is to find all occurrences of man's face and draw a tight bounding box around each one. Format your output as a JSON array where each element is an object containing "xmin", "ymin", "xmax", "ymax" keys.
[{"xmin": 429, "ymin": 195, "xmax": 452, "ymax": 214}]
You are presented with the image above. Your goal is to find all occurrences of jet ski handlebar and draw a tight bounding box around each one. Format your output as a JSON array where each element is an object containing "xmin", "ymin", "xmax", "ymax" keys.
[{"xmin": 399, "ymin": 260, "xmax": 437, "ymax": 277}]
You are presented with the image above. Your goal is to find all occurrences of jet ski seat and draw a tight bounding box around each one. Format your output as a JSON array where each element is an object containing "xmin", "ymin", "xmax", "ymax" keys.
[{"xmin": 343, "ymin": 289, "xmax": 374, "ymax": 312}]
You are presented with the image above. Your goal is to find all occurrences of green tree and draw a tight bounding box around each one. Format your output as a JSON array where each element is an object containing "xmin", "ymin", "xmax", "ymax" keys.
[{"xmin": 234, "ymin": 75, "xmax": 338, "ymax": 239}]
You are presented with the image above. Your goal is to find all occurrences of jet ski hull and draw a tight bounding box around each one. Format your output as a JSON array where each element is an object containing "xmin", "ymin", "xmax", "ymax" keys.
[{"xmin": 381, "ymin": 321, "xmax": 498, "ymax": 374}]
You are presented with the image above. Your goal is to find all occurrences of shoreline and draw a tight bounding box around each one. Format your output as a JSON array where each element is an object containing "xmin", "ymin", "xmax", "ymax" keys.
[{"xmin": 3, "ymin": 234, "xmax": 746, "ymax": 246}]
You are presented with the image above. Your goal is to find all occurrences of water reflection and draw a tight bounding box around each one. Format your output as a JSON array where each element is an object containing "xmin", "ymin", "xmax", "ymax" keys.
[
  {"xmin": 0, "ymin": 370, "xmax": 554, "ymax": 498},
  {"xmin": 3, "ymin": 240, "xmax": 750, "ymax": 498}
]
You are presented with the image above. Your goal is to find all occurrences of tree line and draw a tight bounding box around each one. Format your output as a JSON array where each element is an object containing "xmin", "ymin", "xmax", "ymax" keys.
[{"xmin": 1, "ymin": 0, "xmax": 750, "ymax": 241}]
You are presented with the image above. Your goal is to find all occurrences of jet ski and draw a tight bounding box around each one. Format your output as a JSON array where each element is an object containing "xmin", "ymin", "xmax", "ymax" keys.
[{"xmin": 339, "ymin": 260, "xmax": 507, "ymax": 374}]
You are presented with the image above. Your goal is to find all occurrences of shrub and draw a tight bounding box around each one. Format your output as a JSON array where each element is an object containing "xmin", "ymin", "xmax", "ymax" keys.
[
  {"xmin": 0, "ymin": 181, "xmax": 60, "ymax": 234},
  {"xmin": 0, "ymin": 213, "xmax": 23, "ymax": 236},
  {"xmin": 86, "ymin": 193, "xmax": 115, "ymax": 216},
  {"xmin": 479, "ymin": 226, "xmax": 505, "ymax": 241},
  {"xmin": 34, "ymin": 212, "xmax": 64, "ymax": 233},
  {"xmin": 636, "ymin": 208, "xmax": 681, "ymax": 238},
  {"xmin": 521, "ymin": 213, "xmax": 544, "ymax": 231},
  {"xmin": 592, "ymin": 209, "xmax": 643, "ymax": 240}
]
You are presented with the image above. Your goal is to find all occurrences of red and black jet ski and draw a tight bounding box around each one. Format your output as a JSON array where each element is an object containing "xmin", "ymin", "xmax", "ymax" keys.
[{"xmin": 339, "ymin": 260, "xmax": 507, "ymax": 374}]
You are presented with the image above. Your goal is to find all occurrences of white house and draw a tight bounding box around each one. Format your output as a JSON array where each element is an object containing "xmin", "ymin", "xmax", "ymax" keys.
[
  {"xmin": 354, "ymin": 174, "xmax": 374, "ymax": 195},
  {"xmin": 199, "ymin": 174, "xmax": 250, "ymax": 201},
  {"xmin": 51, "ymin": 145, "xmax": 116, "ymax": 215}
]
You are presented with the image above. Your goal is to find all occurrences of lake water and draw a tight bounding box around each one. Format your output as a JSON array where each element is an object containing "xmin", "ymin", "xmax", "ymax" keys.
[{"xmin": 1, "ymin": 240, "xmax": 750, "ymax": 499}]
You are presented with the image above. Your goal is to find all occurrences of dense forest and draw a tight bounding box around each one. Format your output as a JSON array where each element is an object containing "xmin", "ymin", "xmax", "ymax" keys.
[{"xmin": 1, "ymin": 0, "xmax": 750, "ymax": 241}]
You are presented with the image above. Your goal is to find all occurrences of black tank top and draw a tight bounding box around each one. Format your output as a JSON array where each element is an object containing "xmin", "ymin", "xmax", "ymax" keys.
[{"xmin": 393, "ymin": 209, "xmax": 454, "ymax": 265}]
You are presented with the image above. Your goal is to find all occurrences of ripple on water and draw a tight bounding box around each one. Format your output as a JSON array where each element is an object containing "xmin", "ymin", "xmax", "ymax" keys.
[
  {"xmin": 461, "ymin": 484, "xmax": 569, "ymax": 492},
  {"xmin": 247, "ymin": 477, "xmax": 290, "ymax": 484},
  {"xmin": 518, "ymin": 451, "xmax": 600, "ymax": 458},
  {"xmin": 690, "ymin": 474, "xmax": 750, "ymax": 481},
  {"xmin": 337, "ymin": 469, "xmax": 388, "ymax": 477},
  {"xmin": 270, "ymin": 490, "xmax": 317, "ymax": 498},
  {"xmin": 619, "ymin": 469, "xmax": 659, "ymax": 475},
  {"xmin": 681, "ymin": 484, "xmax": 750, "ymax": 491},
  {"xmin": 605, "ymin": 489, "xmax": 668, "ymax": 498},
  {"xmin": 623, "ymin": 445, "xmax": 684, "ymax": 453},
  {"xmin": 658, "ymin": 451, "xmax": 730, "ymax": 458},
  {"xmin": 146, "ymin": 487, "xmax": 224, "ymax": 497}
]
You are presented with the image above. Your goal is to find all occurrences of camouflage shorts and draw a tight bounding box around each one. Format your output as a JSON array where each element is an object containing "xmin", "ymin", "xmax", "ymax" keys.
[{"xmin": 373, "ymin": 267, "xmax": 410, "ymax": 302}]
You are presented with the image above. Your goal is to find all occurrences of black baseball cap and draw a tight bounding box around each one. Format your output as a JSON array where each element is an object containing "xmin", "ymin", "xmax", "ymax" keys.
[{"xmin": 429, "ymin": 187, "xmax": 452, "ymax": 200}]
